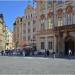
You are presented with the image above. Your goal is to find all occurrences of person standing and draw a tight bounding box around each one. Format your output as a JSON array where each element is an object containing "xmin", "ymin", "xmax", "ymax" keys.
[
  {"xmin": 68, "ymin": 49, "xmax": 72, "ymax": 59},
  {"xmin": 47, "ymin": 50, "xmax": 49, "ymax": 56}
]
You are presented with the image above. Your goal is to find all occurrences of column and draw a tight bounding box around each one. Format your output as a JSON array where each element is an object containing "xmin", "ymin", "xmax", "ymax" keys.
[
  {"xmin": 45, "ymin": 37, "xmax": 48, "ymax": 50},
  {"xmin": 54, "ymin": 36, "xmax": 57, "ymax": 53},
  {"xmin": 58, "ymin": 33, "xmax": 64, "ymax": 55}
]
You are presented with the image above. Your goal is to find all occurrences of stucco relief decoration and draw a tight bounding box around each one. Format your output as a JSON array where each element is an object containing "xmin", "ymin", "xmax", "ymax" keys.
[
  {"xmin": 66, "ymin": 5, "xmax": 73, "ymax": 14},
  {"xmin": 57, "ymin": 8, "xmax": 63, "ymax": 17},
  {"xmin": 40, "ymin": 14, "xmax": 46, "ymax": 20},
  {"xmin": 40, "ymin": 0, "xmax": 43, "ymax": 4},
  {"xmin": 3, "ymin": 28, "xmax": 6, "ymax": 32},
  {"xmin": 47, "ymin": 11, "xmax": 52, "ymax": 19}
]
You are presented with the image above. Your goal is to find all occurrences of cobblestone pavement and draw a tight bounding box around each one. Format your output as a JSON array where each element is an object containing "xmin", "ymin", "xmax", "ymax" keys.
[{"xmin": 0, "ymin": 56, "xmax": 75, "ymax": 74}]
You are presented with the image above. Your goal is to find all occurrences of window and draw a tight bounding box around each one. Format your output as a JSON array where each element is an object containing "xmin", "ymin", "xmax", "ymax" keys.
[
  {"xmin": 41, "ymin": 42, "xmax": 45, "ymax": 49},
  {"xmin": 23, "ymin": 36, "xmax": 26, "ymax": 40},
  {"xmin": 57, "ymin": 0, "xmax": 62, "ymax": 4},
  {"xmin": 36, "ymin": 16, "xmax": 37, "ymax": 18},
  {"xmin": 33, "ymin": 35, "xmax": 36, "ymax": 40},
  {"xmin": 66, "ymin": 14, "xmax": 72, "ymax": 25},
  {"xmin": 28, "ymin": 22, "xmax": 30, "ymax": 26},
  {"xmin": 20, "ymin": 18, "xmax": 22, "ymax": 22},
  {"xmin": 33, "ymin": 20, "xmax": 36, "ymax": 24},
  {"xmin": 28, "ymin": 29, "xmax": 30, "ymax": 33},
  {"xmin": 47, "ymin": 0, "xmax": 51, "ymax": 8},
  {"xmin": 48, "ymin": 41, "xmax": 52, "ymax": 49},
  {"xmin": 41, "ymin": 23, "xmax": 45, "ymax": 30},
  {"xmin": 23, "ymin": 30, "xmax": 26, "ymax": 33},
  {"xmin": 31, "ymin": 14, "xmax": 32, "ymax": 18},
  {"xmin": 26, "ymin": 16, "xmax": 27, "ymax": 19},
  {"xmin": 47, "ymin": 0, "xmax": 51, "ymax": 4},
  {"xmin": 33, "ymin": 28, "xmax": 36, "ymax": 32},
  {"xmin": 28, "ymin": 35, "xmax": 30, "ymax": 40},
  {"xmin": 48, "ymin": 19, "xmax": 53, "ymax": 29},
  {"xmin": 58, "ymin": 17, "xmax": 63, "ymax": 26},
  {"xmin": 17, "ymin": 20, "xmax": 19, "ymax": 23}
]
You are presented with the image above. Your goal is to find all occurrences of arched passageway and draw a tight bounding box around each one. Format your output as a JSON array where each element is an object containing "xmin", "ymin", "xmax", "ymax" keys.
[{"xmin": 65, "ymin": 36, "xmax": 74, "ymax": 55}]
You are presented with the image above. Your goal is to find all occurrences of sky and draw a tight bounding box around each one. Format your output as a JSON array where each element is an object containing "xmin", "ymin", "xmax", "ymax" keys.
[{"xmin": 0, "ymin": 0, "xmax": 33, "ymax": 32}]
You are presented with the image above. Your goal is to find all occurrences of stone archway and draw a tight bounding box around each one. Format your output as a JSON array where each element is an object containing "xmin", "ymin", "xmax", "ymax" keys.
[{"xmin": 64, "ymin": 36, "xmax": 74, "ymax": 55}]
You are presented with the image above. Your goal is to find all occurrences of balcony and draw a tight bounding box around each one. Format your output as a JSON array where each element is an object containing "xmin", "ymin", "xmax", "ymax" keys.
[
  {"xmin": 54, "ymin": 24, "xmax": 75, "ymax": 33},
  {"xmin": 37, "ymin": 29, "xmax": 54, "ymax": 35}
]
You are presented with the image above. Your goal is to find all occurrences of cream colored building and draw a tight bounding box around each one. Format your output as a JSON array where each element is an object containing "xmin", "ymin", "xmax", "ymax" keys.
[
  {"xmin": 14, "ymin": 0, "xmax": 75, "ymax": 55},
  {"xmin": 0, "ymin": 14, "xmax": 7, "ymax": 50},
  {"xmin": 14, "ymin": 5, "xmax": 39, "ymax": 49},
  {"xmin": 0, "ymin": 14, "xmax": 4, "ymax": 50},
  {"xmin": 6, "ymin": 31, "xmax": 13, "ymax": 49},
  {"xmin": 0, "ymin": 14, "xmax": 13, "ymax": 50}
]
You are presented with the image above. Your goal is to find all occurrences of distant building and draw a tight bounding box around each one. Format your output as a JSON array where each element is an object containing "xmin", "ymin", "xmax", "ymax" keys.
[
  {"xmin": 13, "ymin": 5, "xmax": 38, "ymax": 49},
  {"xmin": 0, "ymin": 14, "xmax": 5, "ymax": 50},
  {"xmin": 0, "ymin": 13, "xmax": 13, "ymax": 50},
  {"xmin": 5, "ymin": 27, "xmax": 14, "ymax": 50}
]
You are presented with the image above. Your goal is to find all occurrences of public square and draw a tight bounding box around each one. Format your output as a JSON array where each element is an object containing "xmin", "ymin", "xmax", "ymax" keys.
[{"xmin": 0, "ymin": 56, "xmax": 75, "ymax": 74}]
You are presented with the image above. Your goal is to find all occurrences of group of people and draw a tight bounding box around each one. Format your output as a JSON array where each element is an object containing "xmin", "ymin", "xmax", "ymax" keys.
[
  {"xmin": 0, "ymin": 48, "xmax": 73, "ymax": 58},
  {"xmin": 0, "ymin": 48, "xmax": 56, "ymax": 57},
  {"xmin": 0, "ymin": 48, "xmax": 35, "ymax": 56}
]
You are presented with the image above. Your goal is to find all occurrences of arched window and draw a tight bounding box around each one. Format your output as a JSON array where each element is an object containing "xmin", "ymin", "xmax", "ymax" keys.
[
  {"xmin": 66, "ymin": 5, "xmax": 73, "ymax": 25},
  {"xmin": 66, "ymin": 14, "xmax": 72, "ymax": 25},
  {"xmin": 58, "ymin": 17, "xmax": 63, "ymax": 26},
  {"xmin": 48, "ymin": 19, "xmax": 53, "ymax": 29},
  {"xmin": 57, "ymin": 8, "xmax": 63, "ymax": 26},
  {"xmin": 47, "ymin": 11, "xmax": 53, "ymax": 29},
  {"xmin": 41, "ymin": 22, "xmax": 45, "ymax": 30}
]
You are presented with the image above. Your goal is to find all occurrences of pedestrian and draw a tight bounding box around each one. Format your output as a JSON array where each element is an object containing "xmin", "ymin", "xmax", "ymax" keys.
[
  {"xmin": 68, "ymin": 49, "xmax": 72, "ymax": 59},
  {"xmin": 45, "ymin": 49, "xmax": 47, "ymax": 56},
  {"xmin": 53, "ymin": 51, "xmax": 55, "ymax": 59},
  {"xmin": 1, "ymin": 50, "xmax": 4, "ymax": 56},
  {"xmin": 47, "ymin": 50, "xmax": 49, "ymax": 56}
]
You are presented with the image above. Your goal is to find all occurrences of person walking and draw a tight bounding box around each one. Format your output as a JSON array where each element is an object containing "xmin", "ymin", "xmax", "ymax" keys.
[
  {"xmin": 53, "ymin": 51, "xmax": 55, "ymax": 59},
  {"xmin": 47, "ymin": 50, "xmax": 49, "ymax": 56},
  {"xmin": 68, "ymin": 49, "xmax": 72, "ymax": 59}
]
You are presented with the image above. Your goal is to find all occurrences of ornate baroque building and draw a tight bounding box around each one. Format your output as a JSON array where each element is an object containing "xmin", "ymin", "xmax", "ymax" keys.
[{"xmin": 14, "ymin": 0, "xmax": 75, "ymax": 55}]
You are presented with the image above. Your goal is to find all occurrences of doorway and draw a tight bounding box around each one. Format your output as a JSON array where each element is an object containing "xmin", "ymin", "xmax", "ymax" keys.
[{"xmin": 65, "ymin": 37, "xmax": 74, "ymax": 55}]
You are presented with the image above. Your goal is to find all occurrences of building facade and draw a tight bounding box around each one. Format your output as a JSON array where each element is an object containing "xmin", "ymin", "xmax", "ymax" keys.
[
  {"xmin": 0, "ymin": 14, "xmax": 7, "ymax": 50},
  {"xmin": 13, "ymin": 5, "xmax": 39, "ymax": 49},
  {"xmin": 5, "ymin": 28, "xmax": 14, "ymax": 50},
  {"xmin": 36, "ymin": 0, "xmax": 75, "ymax": 55},
  {"xmin": 13, "ymin": 0, "xmax": 75, "ymax": 55},
  {"xmin": 0, "ymin": 14, "xmax": 13, "ymax": 51},
  {"xmin": 0, "ymin": 14, "xmax": 4, "ymax": 50}
]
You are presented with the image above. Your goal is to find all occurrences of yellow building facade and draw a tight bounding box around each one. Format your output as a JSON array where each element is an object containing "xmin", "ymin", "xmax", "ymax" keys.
[{"xmin": 0, "ymin": 14, "xmax": 7, "ymax": 50}]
